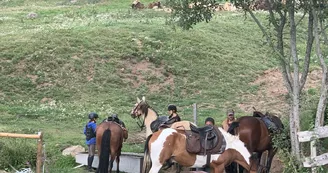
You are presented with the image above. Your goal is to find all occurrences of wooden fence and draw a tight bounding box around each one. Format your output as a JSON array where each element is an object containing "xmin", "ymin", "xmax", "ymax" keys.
[
  {"xmin": 297, "ymin": 126, "xmax": 328, "ymax": 171},
  {"xmin": 0, "ymin": 132, "xmax": 43, "ymax": 173}
]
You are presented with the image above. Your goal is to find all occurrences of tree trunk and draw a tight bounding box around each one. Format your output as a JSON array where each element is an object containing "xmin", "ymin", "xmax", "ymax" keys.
[
  {"xmin": 312, "ymin": 0, "xmax": 328, "ymax": 128},
  {"xmin": 289, "ymin": 0, "xmax": 301, "ymax": 160}
]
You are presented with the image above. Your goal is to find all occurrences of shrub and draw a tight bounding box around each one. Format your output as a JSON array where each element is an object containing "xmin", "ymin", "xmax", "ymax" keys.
[{"xmin": 0, "ymin": 138, "xmax": 37, "ymax": 170}]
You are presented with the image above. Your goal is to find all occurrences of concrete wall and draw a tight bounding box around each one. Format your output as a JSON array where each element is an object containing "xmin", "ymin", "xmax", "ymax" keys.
[{"xmin": 75, "ymin": 152, "xmax": 143, "ymax": 173}]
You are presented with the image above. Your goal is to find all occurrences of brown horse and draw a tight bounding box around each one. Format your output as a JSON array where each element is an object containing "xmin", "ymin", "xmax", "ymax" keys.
[
  {"xmin": 96, "ymin": 121, "xmax": 128, "ymax": 173},
  {"xmin": 227, "ymin": 111, "xmax": 284, "ymax": 173},
  {"xmin": 143, "ymin": 127, "xmax": 256, "ymax": 173}
]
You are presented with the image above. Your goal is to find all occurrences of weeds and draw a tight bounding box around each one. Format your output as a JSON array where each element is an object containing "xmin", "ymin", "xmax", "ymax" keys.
[{"xmin": 0, "ymin": 0, "xmax": 316, "ymax": 172}]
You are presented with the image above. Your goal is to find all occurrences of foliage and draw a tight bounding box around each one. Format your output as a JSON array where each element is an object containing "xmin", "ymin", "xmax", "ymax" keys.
[
  {"xmin": 0, "ymin": 139, "xmax": 37, "ymax": 170},
  {"xmin": 165, "ymin": 0, "xmax": 216, "ymax": 29},
  {"xmin": 0, "ymin": 0, "xmax": 316, "ymax": 172}
]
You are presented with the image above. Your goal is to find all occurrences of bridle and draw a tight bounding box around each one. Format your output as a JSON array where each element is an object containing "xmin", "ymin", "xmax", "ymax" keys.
[{"xmin": 132, "ymin": 101, "xmax": 149, "ymax": 131}]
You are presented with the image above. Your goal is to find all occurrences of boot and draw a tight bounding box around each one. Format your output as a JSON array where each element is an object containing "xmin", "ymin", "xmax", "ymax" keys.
[{"xmin": 87, "ymin": 156, "xmax": 94, "ymax": 172}]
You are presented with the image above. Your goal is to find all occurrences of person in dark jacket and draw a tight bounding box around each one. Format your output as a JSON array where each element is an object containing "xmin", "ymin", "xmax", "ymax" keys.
[
  {"xmin": 167, "ymin": 104, "xmax": 181, "ymax": 123},
  {"xmin": 83, "ymin": 112, "xmax": 98, "ymax": 172}
]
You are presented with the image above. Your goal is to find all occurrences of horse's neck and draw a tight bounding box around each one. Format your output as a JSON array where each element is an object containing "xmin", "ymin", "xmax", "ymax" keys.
[
  {"xmin": 219, "ymin": 127, "xmax": 251, "ymax": 164},
  {"xmin": 144, "ymin": 108, "xmax": 158, "ymax": 137}
]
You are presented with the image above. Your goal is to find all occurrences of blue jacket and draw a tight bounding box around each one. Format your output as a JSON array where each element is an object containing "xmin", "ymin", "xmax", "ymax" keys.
[{"xmin": 83, "ymin": 121, "xmax": 97, "ymax": 145}]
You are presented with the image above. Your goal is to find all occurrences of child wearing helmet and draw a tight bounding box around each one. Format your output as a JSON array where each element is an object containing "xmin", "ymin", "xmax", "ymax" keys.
[
  {"xmin": 167, "ymin": 104, "xmax": 181, "ymax": 123},
  {"xmin": 205, "ymin": 117, "xmax": 215, "ymax": 126},
  {"xmin": 83, "ymin": 112, "xmax": 98, "ymax": 171}
]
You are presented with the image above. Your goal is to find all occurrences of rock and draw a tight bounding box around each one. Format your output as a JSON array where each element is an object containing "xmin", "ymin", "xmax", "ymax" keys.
[
  {"xmin": 27, "ymin": 12, "xmax": 38, "ymax": 19},
  {"xmin": 62, "ymin": 145, "xmax": 86, "ymax": 157}
]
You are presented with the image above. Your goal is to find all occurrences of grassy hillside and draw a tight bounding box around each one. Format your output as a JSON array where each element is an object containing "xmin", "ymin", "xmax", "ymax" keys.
[{"xmin": 0, "ymin": 0, "xmax": 313, "ymax": 172}]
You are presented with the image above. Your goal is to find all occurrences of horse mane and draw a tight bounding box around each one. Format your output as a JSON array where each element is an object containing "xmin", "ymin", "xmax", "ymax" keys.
[{"xmin": 253, "ymin": 111, "xmax": 265, "ymax": 117}]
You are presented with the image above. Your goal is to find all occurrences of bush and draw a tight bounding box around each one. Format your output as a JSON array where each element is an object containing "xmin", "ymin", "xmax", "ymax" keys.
[{"xmin": 0, "ymin": 138, "xmax": 37, "ymax": 170}]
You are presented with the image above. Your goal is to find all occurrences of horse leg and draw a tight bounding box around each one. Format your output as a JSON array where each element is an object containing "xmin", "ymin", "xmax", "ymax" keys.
[
  {"xmin": 108, "ymin": 155, "xmax": 115, "ymax": 173},
  {"xmin": 211, "ymin": 160, "xmax": 227, "ymax": 173},
  {"xmin": 116, "ymin": 155, "xmax": 120, "ymax": 173},
  {"xmin": 265, "ymin": 148, "xmax": 277, "ymax": 173},
  {"xmin": 148, "ymin": 144, "xmax": 166, "ymax": 173}
]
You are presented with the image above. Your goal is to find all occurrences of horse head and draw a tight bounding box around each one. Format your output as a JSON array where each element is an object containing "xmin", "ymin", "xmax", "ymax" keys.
[
  {"xmin": 130, "ymin": 96, "xmax": 149, "ymax": 119},
  {"xmin": 130, "ymin": 96, "xmax": 159, "ymax": 137}
]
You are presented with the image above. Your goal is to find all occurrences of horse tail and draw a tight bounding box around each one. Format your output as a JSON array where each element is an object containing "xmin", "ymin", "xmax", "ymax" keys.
[
  {"xmin": 144, "ymin": 134, "xmax": 152, "ymax": 154},
  {"xmin": 227, "ymin": 122, "xmax": 239, "ymax": 135},
  {"xmin": 97, "ymin": 129, "xmax": 111, "ymax": 173},
  {"xmin": 143, "ymin": 134, "xmax": 153, "ymax": 172}
]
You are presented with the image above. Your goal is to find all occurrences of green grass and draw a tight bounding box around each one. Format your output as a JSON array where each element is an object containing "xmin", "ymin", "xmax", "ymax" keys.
[{"xmin": 0, "ymin": 0, "xmax": 315, "ymax": 172}]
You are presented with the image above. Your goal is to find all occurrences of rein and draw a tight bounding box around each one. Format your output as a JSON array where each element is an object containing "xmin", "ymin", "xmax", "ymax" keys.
[
  {"xmin": 133, "ymin": 102, "xmax": 149, "ymax": 131},
  {"xmin": 135, "ymin": 116, "xmax": 145, "ymax": 130}
]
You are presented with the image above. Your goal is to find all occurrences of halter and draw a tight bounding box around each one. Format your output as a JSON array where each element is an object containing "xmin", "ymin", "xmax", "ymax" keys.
[{"xmin": 133, "ymin": 101, "xmax": 149, "ymax": 131}]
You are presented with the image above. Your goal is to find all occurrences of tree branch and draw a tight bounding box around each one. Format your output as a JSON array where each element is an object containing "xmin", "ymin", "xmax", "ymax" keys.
[
  {"xmin": 295, "ymin": 11, "xmax": 307, "ymax": 27},
  {"xmin": 247, "ymin": 8, "xmax": 293, "ymax": 94},
  {"xmin": 299, "ymin": 10, "xmax": 314, "ymax": 93},
  {"xmin": 267, "ymin": 0, "xmax": 279, "ymax": 29}
]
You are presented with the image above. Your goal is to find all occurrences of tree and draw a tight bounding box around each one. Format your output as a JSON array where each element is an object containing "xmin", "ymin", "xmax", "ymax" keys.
[{"xmin": 165, "ymin": 0, "xmax": 328, "ymax": 163}]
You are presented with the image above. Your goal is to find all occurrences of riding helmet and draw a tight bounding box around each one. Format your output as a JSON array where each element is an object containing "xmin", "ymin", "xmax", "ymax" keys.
[
  {"xmin": 205, "ymin": 117, "xmax": 215, "ymax": 125},
  {"xmin": 168, "ymin": 104, "xmax": 177, "ymax": 112},
  {"xmin": 88, "ymin": 112, "xmax": 99, "ymax": 119}
]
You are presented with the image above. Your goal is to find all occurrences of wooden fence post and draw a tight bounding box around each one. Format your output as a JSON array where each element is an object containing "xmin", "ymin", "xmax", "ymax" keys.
[
  {"xmin": 36, "ymin": 132, "xmax": 43, "ymax": 173},
  {"xmin": 193, "ymin": 103, "xmax": 197, "ymax": 125}
]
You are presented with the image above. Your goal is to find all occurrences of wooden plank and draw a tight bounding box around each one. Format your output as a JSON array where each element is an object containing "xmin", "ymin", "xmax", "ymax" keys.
[
  {"xmin": 303, "ymin": 153, "xmax": 328, "ymax": 167},
  {"xmin": 297, "ymin": 126, "xmax": 328, "ymax": 142},
  {"xmin": 0, "ymin": 132, "xmax": 41, "ymax": 139},
  {"xmin": 310, "ymin": 140, "xmax": 317, "ymax": 173}
]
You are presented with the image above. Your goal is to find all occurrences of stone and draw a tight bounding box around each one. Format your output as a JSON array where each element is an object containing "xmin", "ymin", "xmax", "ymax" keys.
[{"xmin": 62, "ymin": 145, "xmax": 86, "ymax": 157}]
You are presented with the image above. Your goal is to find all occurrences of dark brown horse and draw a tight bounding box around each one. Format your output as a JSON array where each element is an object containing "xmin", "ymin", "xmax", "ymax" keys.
[
  {"xmin": 227, "ymin": 111, "xmax": 284, "ymax": 173},
  {"xmin": 96, "ymin": 121, "xmax": 128, "ymax": 173}
]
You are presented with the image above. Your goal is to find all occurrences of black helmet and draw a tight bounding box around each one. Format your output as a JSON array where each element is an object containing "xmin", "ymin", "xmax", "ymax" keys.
[
  {"xmin": 168, "ymin": 105, "xmax": 177, "ymax": 112},
  {"xmin": 205, "ymin": 117, "xmax": 215, "ymax": 125},
  {"xmin": 88, "ymin": 112, "xmax": 99, "ymax": 119}
]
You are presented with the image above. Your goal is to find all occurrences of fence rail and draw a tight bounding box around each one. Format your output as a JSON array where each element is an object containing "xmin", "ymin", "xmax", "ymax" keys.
[
  {"xmin": 0, "ymin": 132, "xmax": 43, "ymax": 173},
  {"xmin": 297, "ymin": 126, "xmax": 328, "ymax": 170}
]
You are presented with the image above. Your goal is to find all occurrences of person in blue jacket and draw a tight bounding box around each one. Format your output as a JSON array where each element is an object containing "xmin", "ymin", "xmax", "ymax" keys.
[{"xmin": 83, "ymin": 112, "xmax": 98, "ymax": 172}]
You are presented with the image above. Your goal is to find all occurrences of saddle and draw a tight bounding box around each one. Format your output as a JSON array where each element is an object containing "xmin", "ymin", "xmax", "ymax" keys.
[
  {"xmin": 150, "ymin": 116, "xmax": 169, "ymax": 132},
  {"xmin": 103, "ymin": 116, "xmax": 126, "ymax": 128},
  {"xmin": 186, "ymin": 124, "xmax": 225, "ymax": 155},
  {"xmin": 104, "ymin": 117, "xmax": 128, "ymax": 140},
  {"xmin": 253, "ymin": 111, "xmax": 279, "ymax": 133}
]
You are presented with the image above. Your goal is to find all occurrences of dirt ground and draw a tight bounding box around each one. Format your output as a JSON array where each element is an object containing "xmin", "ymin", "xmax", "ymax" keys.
[{"xmin": 238, "ymin": 68, "xmax": 321, "ymax": 116}]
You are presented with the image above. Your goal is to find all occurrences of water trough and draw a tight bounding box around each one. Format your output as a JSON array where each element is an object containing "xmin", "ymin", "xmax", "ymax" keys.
[{"xmin": 75, "ymin": 152, "xmax": 144, "ymax": 173}]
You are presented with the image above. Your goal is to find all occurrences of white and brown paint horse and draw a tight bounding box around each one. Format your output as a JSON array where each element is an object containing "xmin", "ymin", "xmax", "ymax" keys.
[
  {"xmin": 144, "ymin": 127, "xmax": 257, "ymax": 173},
  {"xmin": 130, "ymin": 96, "xmax": 195, "ymax": 138}
]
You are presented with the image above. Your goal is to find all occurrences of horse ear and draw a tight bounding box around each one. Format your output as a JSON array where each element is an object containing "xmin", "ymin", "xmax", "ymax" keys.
[
  {"xmin": 137, "ymin": 97, "xmax": 141, "ymax": 103},
  {"xmin": 142, "ymin": 96, "xmax": 146, "ymax": 101}
]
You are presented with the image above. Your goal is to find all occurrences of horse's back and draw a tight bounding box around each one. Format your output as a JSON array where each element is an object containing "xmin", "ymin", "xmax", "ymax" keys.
[
  {"xmin": 97, "ymin": 122, "xmax": 125, "ymax": 146},
  {"xmin": 170, "ymin": 121, "xmax": 195, "ymax": 130}
]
